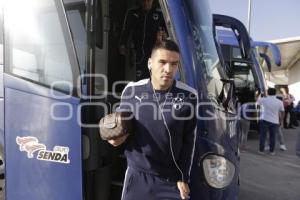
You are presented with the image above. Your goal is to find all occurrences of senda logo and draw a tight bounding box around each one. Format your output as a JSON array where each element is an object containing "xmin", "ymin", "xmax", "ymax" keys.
[{"xmin": 16, "ymin": 136, "xmax": 70, "ymax": 164}]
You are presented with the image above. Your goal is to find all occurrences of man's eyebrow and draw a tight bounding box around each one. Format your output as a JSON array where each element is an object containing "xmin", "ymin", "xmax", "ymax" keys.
[
  {"xmin": 158, "ymin": 59, "xmax": 167, "ymax": 62},
  {"xmin": 158, "ymin": 59, "xmax": 179, "ymax": 64}
]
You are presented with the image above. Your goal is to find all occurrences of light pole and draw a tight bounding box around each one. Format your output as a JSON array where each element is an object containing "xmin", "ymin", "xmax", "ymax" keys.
[{"xmin": 247, "ymin": 0, "xmax": 252, "ymax": 35}]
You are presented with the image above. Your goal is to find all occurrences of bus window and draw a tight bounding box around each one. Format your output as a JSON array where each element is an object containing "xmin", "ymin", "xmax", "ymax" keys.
[
  {"xmin": 0, "ymin": 5, "xmax": 3, "ymax": 98},
  {"xmin": 4, "ymin": 0, "xmax": 76, "ymax": 94},
  {"xmin": 63, "ymin": 0, "xmax": 87, "ymax": 75},
  {"xmin": 64, "ymin": 0, "xmax": 108, "ymax": 96},
  {"xmin": 0, "ymin": 6, "xmax": 3, "ymax": 66},
  {"xmin": 232, "ymin": 46, "xmax": 242, "ymax": 59},
  {"xmin": 95, "ymin": 0, "xmax": 109, "ymax": 95},
  {"xmin": 185, "ymin": 4, "xmax": 225, "ymax": 102}
]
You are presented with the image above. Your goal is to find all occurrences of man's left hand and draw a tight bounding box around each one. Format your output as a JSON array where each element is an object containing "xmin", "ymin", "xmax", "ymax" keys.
[{"xmin": 177, "ymin": 181, "xmax": 190, "ymax": 199}]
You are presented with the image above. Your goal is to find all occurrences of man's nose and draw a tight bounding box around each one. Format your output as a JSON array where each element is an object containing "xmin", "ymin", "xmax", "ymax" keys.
[{"xmin": 164, "ymin": 63, "xmax": 172, "ymax": 73}]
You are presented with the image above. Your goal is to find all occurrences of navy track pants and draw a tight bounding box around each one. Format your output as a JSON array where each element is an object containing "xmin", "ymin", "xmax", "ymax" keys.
[{"xmin": 121, "ymin": 167, "xmax": 183, "ymax": 200}]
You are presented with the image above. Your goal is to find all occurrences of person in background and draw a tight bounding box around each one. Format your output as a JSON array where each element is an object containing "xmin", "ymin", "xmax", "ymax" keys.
[
  {"xmin": 275, "ymin": 96, "xmax": 288, "ymax": 151},
  {"xmin": 277, "ymin": 126, "xmax": 287, "ymax": 151},
  {"xmin": 239, "ymin": 102, "xmax": 251, "ymax": 151},
  {"xmin": 280, "ymin": 87, "xmax": 296, "ymax": 129},
  {"xmin": 291, "ymin": 101, "xmax": 300, "ymax": 127},
  {"xmin": 119, "ymin": 0, "xmax": 167, "ymax": 80},
  {"xmin": 257, "ymin": 88, "xmax": 284, "ymax": 155},
  {"xmin": 238, "ymin": 88, "xmax": 253, "ymax": 151}
]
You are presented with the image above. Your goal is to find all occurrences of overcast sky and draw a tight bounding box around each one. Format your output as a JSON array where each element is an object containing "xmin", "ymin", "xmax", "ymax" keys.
[{"xmin": 209, "ymin": 0, "xmax": 300, "ymax": 41}]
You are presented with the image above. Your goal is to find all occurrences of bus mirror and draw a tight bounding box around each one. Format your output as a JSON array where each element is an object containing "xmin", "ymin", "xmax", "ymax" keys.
[
  {"xmin": 213, "ymin": 14, "xmax": 251, "ymax": 60},
  {"xmin": 218, "ymin": 79, "xmax": 235, "ymax": 110},
  {"xmin": 259, "ymin": 53, "xmax": 272, "ymax": 72},
  {"xmin": 253, "ymin": 41, "xmax": 282, "ymax": 67}
]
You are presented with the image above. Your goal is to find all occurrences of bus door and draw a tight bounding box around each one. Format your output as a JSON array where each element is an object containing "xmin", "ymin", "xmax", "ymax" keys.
[
  {"xmin": 84, "ymin": 0, "xmax": 154, "ymax": 199},
  {"xmin": 3, "ymin": 0, "xmax": 82, "ymax": 199},
  {"xmin": 63, "ymin": 0, "xmax": 135, "ymax": 199},
  {"xmin": 77, "ymin": 0, "xmax": 172, "ymax": 199},
  {"xmin": 62, "ymin": 0, "xmax": 116, "ymax": 199}
]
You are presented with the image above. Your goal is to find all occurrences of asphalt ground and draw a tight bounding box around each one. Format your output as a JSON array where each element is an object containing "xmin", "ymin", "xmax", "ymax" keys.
[{"xmin": 239, "ymin": 126, "xmax": 300, "ymax": 200}]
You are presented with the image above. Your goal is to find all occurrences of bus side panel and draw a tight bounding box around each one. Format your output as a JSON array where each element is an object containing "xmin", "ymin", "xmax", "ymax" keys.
[
  {"xmin": 4, "ymin": 75, "xmax": 82, "ymax": 200},
  {"xmin": 0, "ymin": 65, "xmax": 4, "ymax": 147},
  {"xmin": 0, "ymin": 98, "xmax": 3, "ymax": 147}
]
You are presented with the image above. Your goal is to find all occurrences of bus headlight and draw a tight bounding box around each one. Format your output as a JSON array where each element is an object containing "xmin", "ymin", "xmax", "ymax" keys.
[{"xmin": 202, "ymin": 155, "xmax": 235, "ymax": 189}]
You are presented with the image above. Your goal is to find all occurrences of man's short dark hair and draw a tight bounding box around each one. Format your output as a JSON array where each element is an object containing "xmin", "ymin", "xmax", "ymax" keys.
[
  {"xmin": 268, "ymin": 88, "xmax": 276, "ymax": 96},
  {"xmin": 151, "ymin": 39, "xmax": 180, "ymax": 56}
]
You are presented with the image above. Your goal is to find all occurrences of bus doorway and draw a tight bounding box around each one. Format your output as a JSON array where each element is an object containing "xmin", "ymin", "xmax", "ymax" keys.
[{"xmin": 63, "ymin": 0, "xmax": 169, "ymax": 199}]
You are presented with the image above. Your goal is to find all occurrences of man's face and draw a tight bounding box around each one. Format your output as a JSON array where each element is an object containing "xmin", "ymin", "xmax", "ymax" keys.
[
  {"xmin": 141, "ymin": 0, "xmax": 154, "ymax": 11},
  {"xmin": 148, "ymin": 49, "xmax": 179, "ymax": 90}
]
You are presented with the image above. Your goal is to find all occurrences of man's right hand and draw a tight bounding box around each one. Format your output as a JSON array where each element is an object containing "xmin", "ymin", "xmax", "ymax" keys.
[
  {"xmin": 108, "ymin": 134, "xmax": 129, "ymax": 147},
  {"xmin": 177, "ymin": 181, "xmax": 190, "ymax": 199}
]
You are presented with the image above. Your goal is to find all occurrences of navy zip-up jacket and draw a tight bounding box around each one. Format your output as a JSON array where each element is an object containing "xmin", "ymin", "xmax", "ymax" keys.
[{"xmin": 118, "ymin": 79, "xmax": 197, "ymax": 183}]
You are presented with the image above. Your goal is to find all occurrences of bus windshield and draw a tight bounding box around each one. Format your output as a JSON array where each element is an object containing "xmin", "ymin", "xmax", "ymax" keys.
[{"xmin": 183, "ymin": 0, "xmax": 225, "ymax": 98}]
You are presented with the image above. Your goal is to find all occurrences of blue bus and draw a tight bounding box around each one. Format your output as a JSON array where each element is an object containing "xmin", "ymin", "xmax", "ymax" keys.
[
  {"xmin": 0, "ymin": 0, "xmax": 251, "ymax": 199},
  {"xmin": 216, "ymin": 28, "xmax": 281, "ymax": 98},
  {"xmin": 216, "ymin": 28, "xmax": 281, "ymax": 132}
]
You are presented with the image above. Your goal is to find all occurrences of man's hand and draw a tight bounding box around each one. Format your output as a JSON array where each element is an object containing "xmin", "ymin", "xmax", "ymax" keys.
[
  {"xmin": 177, "ymin": 181, "xmax": 190, "ymax": 199},
  {"xmin": 107, "ymin": 134, "xmax": 129, "ymax": 147}
]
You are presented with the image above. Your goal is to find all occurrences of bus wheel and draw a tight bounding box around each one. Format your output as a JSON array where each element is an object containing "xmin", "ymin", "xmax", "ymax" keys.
[{"xmin": 0, "ymin": 147, "xmax": 4, "ymax": 200}]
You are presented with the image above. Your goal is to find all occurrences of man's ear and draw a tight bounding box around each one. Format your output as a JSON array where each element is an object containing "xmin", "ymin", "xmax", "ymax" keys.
[{"xmin": 148, "ymin": 59, "xmax": 152, "ymax": 71}]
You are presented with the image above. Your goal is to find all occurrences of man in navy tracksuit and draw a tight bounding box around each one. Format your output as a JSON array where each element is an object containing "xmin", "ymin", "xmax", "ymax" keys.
[
  {"xmin": 109, "ymin": 40, "xmax": 197, "ymax": 199},
  {"xmin": 119, "ymin": 0, "xmax": 167, "ymax": 80}
]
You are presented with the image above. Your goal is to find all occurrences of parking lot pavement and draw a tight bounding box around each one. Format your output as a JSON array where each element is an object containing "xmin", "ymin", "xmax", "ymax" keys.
[{"xmin": 239, "ymin": 127, "xmax": 300, "ymax": 200}]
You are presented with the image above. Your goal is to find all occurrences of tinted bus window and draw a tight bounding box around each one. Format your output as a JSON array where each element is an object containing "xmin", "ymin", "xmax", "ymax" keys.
[
  {"xmin": 184, "ymin": 0, "xmax": 225, "ymax": 99},
  {"xmin": 63, "ymin": 0, "xmax": 86, "ymax": 74},
  {"xmin": 0, "ymin": 6, "xmax": 3, "ymax": 65},
  {"xmin": 4, "ymin": 0, "xmax": 74, "ymax": 93},
  {"xmin": 0, "ymin": 6, "xmax": 4, "ymax": 98},
  {"xmin": 232, "ymin": 46, "xmax": 242, "ymax": 59}
]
